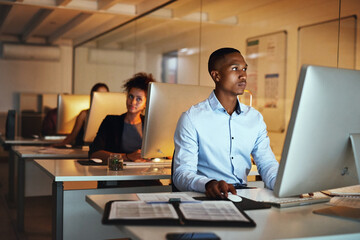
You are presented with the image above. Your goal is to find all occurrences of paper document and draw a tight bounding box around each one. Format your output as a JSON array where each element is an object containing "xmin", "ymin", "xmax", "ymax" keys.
[
  {"xmin": 322, "ymin": 185, "xmax": 360, "ymax": 196},
  {"xmin": 137, "ymin": 193, "xmax": 195, "ymax": 202},
  {"xmin": 180, "ymin": 201, "xmax": 249, "ymax": 222},
  {"xmin": 329, "ymin": 197, "xmax": 360, "ymax": 208},
  {"xmin": 108, "ymin": 201, "xmax": 178, "ymax": 220},
  {"xmin": 236, "ymin": 188, "xmax": 328, "ymax": 202}
]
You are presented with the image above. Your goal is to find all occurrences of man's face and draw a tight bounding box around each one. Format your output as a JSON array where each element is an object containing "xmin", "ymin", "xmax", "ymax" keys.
[
  {"xmin": 212, "ymin": 52, "xmax": 247, "ymax": 96},
  {"xmin": 126, "ymin": 87, "xmax": 146, "ymax": 114}
]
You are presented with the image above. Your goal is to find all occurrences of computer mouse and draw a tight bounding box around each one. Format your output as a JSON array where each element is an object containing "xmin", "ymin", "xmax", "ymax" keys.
[
  {"xmin": 227, "ymin": 193, "xmax": 242, "ymax": 202},
  {"xmin": 90, "ymin": 158, "xmax": 103, "ymax": 163}
]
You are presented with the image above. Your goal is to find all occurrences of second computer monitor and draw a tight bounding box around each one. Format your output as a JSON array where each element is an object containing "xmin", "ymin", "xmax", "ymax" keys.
[
  {"xmin": 141, "ymin": 82, "xmax": 214, "ymax": 159},
  {"xmin": 83, "ymin": 92, "xmax": 127, "ymax": 143},
  {"xmin": 56, "ymin": 94, "xmax": 90, "ymax": 135},
  {"xmin": 274, "ymin": 65, "xmax": 360, "ymax": 197}
]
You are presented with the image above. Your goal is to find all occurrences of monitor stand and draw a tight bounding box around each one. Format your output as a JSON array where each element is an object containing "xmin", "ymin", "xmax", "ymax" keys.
[
  {"xmin": 313, "ymin": 133, "xmax": 360, "ymax": 221},
  {"xmin": 350, "ymin": 133, "xmax": 360, "ymax": 182}
]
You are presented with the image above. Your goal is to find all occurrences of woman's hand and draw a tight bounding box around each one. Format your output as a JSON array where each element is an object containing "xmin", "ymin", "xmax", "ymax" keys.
[{"xmin": 125, "ymin": 149, "xmax": 146, "ymax": 162}]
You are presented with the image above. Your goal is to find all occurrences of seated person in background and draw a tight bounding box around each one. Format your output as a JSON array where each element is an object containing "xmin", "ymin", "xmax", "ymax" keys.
[
  {"xmin": 41, "ymin": 107, "xmax": 58, "ymax": 136},
  {"xmin": 89, "ymin": 73, "xmax": 159, "ymax": 188},
  {"xmin": 89, "ymin": 73, "xmax": 155, "ymax": 162},
  {"xmin": 54, "ymin": 83, "xmax": 109, "ymax": 147},
  {"xmin": 173, "ymin": 47, "xmax": 279, "ymax": 199}
]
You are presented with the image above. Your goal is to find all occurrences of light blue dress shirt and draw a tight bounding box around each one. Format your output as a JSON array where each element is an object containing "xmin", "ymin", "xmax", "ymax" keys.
[{"xmin": 173, "ymin": 91, "xmax": 279, "ymax": 193}]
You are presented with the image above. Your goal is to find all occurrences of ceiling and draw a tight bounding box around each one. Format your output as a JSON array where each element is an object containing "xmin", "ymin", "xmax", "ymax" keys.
[
  {"xmin": 0, "ymin": 0, "xmax": 175, "ymax": 46},
  {"xmin": 0, "ymin": 0, "xmax": 284, "ymax": 48}
]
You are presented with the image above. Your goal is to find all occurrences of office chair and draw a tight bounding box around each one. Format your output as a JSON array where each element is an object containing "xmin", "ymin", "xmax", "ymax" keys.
[
  {"xmin": 5, "ymin": 109, "xmax": 16, "ymax": 140},
  {"xmin": 238, "ymin": 89, "xmax": 253, "ymax": 106},
  {"xmin": 171, "ymin": 151, "xmax": 180, "ymax": 192}
]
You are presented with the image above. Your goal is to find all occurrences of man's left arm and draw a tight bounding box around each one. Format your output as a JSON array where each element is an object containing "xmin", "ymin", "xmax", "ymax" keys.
[{"xmin": 251, "ymin": 117, "xmax": 279, "ymax": 189}]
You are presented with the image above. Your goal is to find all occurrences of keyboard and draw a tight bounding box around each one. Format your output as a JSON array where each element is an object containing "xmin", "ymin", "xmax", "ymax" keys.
[
  {"xmin": 123, "ymin": 159, "xmax": 172, "ymax": 168},
  {"xmin": 264, "ymin": 197, "xmax": 330, "ymax": 208}
]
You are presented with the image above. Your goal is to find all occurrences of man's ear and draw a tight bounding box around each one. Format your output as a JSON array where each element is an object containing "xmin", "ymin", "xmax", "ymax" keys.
[{"xmin": 210, "ymin": 70, "xmax": 220, "ymax": 83}]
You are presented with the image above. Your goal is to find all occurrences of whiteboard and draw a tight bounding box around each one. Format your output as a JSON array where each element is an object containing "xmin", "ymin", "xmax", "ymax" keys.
[{"xmin": 246, "ymin": 31, "xmax": 287, "ymax": 132}]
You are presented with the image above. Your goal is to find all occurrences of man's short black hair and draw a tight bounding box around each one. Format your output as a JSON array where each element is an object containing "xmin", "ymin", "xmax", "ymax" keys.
[{"xmin": 208, "ymin": 47, "xmax": 241, "ymax": 74}]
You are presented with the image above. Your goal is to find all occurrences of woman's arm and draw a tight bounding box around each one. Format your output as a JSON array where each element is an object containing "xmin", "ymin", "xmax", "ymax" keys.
[{"xmin": 54, "ymin": 110, "xmax": 87, "ymax": 146}]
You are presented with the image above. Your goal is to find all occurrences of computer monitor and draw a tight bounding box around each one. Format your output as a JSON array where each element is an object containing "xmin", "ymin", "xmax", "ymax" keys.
[
  {"xmin": 83, "ymin": 92, "xmax": 127, "ymax": 143},
  {"xmin": 274, "ymin": 65, "xmax": 360, "ymax": 197},
  {"xmin": 141, "ymin": 82, "xmax": 214, "ymax": 159},
  {"xmin": 56, "ymin": 94, "xmax": 90, "ymax": 134}
]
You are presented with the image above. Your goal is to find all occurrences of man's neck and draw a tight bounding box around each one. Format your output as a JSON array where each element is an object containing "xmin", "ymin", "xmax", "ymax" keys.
[{"xmin": 214, "ymin": 90, "xmax": 238, "ymax": 115}]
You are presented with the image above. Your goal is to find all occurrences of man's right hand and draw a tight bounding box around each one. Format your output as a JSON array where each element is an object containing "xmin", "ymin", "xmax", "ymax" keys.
[{"xmin": 205, "ymin": 180, "xmax": 236, "ymax": 199}]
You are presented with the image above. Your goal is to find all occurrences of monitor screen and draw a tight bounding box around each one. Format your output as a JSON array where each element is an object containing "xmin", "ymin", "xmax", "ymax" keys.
[
  {"xmin": 141, "ymin": 83, "xmax": 214, "ymax": 159},
  {"xmin": 56, "ymin": 94, "xmax": 90, "ymax": 134},
  {"xmin": 83, "ymin": 92, "xmax": 127, "ymax": 143},
  {"xmin": 274, "ymin": 65, "xmax": 360, "ymax": 197}
]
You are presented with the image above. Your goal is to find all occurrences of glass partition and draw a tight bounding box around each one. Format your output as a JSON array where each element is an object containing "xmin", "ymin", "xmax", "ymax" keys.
[{"xmin": 74, "ymin": 0, "xmax": 360, "ymax": 158}]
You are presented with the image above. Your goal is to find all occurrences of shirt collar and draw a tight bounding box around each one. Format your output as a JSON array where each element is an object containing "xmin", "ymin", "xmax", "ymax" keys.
[{"xmin": 209, "ymin": 91, "xmax": 242, "ymax": 115}]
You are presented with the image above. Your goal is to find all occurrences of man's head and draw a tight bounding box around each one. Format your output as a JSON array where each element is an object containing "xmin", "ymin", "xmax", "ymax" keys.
[
  {"xmin": 208, "ymin": 47, "xmax": 247, "ymax": 96},
  {"xmin": 208, "ymin": 47, "xmax": 241, "ymax": 75}
]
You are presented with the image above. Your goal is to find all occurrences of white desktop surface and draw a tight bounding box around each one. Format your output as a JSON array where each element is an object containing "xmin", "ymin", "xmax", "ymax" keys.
[
  {"xmin": 33, "ymin": 159, "xmax": 171, "ymax": 240},
  {"xmin": 34, "ymin": 159, "xmax": 171, "ymax": 182},
  {"xmin": 0, "ymin": 135, "xmax": 63, "ymax": 145},
  {"xmin": 12, "ymin": 145, "xmax": 88, "ymax": 158},
  {"xmin": 86, "ymin": 190, "xmax": 360, "ymax": 240}
]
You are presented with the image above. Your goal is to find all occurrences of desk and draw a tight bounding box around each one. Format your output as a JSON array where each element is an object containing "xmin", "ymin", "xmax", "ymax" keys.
[
  {"xmin": 0, "ymin": 135, "xmax": 64, "ymax": 205},
  {"xmin": 0, "ymin": 135, "xmax": 63, "ymax": 146},
  {"xmin": 34, "ymin": 159, "xmax": 171, "ymax": 240},
  {"xmin": 86, "ymin": 191, "xmax": 360, "ymax": 240},
  {"xmin": 11, "ymin": 146, "xmax": 88, "ymax": 232}
]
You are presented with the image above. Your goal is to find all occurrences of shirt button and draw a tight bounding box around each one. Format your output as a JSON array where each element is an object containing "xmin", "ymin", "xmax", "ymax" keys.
[
  {"xmin": 231, "ymin": 157, "xmax": 234, "ymax": 159},
  {"xmin": 232, "ymin": 137, "xmax": 234, "ymax": 139}
]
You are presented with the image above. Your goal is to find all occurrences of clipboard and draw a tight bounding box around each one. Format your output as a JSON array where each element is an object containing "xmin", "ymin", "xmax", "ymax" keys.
[
  {"xmin": 193, "ymin": 196, "xmax": 271, "ymax": 211},
  {"xmin": 102, "ymin": 199, "xmax": 256, "ymax": 227}
]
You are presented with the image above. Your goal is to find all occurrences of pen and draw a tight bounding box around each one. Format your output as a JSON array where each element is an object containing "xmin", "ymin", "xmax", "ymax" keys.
[{"xmin": 145, "ymin": 201, "xmax": 201, "ymax": 204}]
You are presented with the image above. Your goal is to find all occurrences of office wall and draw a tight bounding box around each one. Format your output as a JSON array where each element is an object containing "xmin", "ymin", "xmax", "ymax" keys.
[
  {"xmin": 0, "ymin": 45, "xmax": 73, "ymax": 113},
  {"xmin": 73, "ymin": 0, "xmax": 360, "ymax": 157}
]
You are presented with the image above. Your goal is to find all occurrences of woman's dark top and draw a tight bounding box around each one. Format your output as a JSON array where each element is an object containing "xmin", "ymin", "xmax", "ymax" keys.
[
  {"xmin": 89, "ymin": 113, "xmax": 161, "ymax": 188},
  {"xmin": 89, "ymin": 113, "xmax": 144, "ymax": 157},
  {"xmin": 74, "ymin": 123, "xmax": 85, "ymax": 147}
]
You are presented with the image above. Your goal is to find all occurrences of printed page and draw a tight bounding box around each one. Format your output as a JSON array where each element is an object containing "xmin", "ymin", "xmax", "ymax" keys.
[
  {"xmin": 137, "ymin": 193, "xmax": 196, "ymax": 202},
  {"xmin": 180, "ymin": 201, "xmax": 249, "ymax": 222},
  {"xmin": 323, "ymin": 185, "xmax": 360, "ymax": 196},
  {"xmin": 329, "ymin": 197, "xmax": 360, "ymax": 208},
  {"xmin": 236, "ymin": 188, "xmax": 328, "ymax": 203},
  {"xmin": 108, "ymin": 201, "xmax": 178, "ymax": 220}
]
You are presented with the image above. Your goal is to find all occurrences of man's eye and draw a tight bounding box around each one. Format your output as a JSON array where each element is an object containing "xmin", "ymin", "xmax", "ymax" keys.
[
  {"xmin": 232, "ymin": 67, "xmax": 238, "ymax": 71},
  {"xmin": 136, "ymin": 97, "xmax": 143, "ymax": 102},
  {"xmin": 242, "ymin": 67, "xmax": 247, "ymax": 72}
]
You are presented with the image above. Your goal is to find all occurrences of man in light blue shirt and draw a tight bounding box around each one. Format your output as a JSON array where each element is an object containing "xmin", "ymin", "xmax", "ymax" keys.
[{"xmin": 173, "ymin": 47, "xmax": 279, "ymax": 198}]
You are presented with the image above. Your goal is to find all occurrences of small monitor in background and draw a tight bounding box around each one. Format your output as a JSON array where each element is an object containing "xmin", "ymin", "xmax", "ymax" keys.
[
  {"xmin": 141, "ymin": 82, "xmax": 214, "ymax": 159},
  {"xmin": 56, "ymin": 94, "xmax": 90, "ymax": 135},
  {"xmin": 274, "ymin": 65, "xmax": 360, "ymax": 197},
  {"xmin": 5, "ymin": 109, "xmax": 16, "ymax": 139},
  {"xmin": 83, "ymin": 92, "xmax": 127, "ymax": 143}
]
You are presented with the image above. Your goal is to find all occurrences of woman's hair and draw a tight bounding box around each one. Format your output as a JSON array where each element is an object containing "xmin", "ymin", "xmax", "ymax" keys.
[
  {"xmin": 123, "ymin": 72, "xmax": 156, "ymax": 95},
  {"xmin": 90, "ymin": 82, "xmax": 109, "ymax": 103},
  {"xmin": 90, "ymin": 83, "xmax": 109, "ymax": 95}
]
